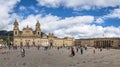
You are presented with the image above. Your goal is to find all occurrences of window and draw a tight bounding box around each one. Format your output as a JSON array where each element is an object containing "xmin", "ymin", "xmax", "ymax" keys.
[
  {"xmin": 15, "ymin": 31, "xmax": 17, "ymax": 35},
  {"xmin": 38, "ymin": 32, "xmax": 39, "ymax": 35}
]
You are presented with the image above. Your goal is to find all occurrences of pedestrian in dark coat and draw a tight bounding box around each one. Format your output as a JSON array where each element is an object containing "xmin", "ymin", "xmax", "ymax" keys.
[
  {"xmin": 71, "ymin": 47, "xmax": 75, "ymax": 56},
  {"xmin": 80, "ymin": 47, "xmax": 83, "ymax": 54}
]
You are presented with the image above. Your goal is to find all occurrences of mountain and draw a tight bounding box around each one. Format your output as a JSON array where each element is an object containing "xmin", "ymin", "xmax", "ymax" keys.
[
  {"xmin": 0, "ymin": 30, "xmax": 48, "ymax": 41},
  {"xmin": 0, "ymin": 30, "xmax": 13, "ymax": 41}
]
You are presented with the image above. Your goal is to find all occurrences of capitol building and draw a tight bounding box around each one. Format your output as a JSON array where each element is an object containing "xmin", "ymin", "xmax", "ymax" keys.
[{"xmin": 13, "ymin": 20, "xmax": 75, "ymax": 46}]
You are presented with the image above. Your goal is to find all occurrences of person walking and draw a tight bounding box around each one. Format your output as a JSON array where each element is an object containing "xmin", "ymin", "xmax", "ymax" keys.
[
  {"xmin": 71, "ymin": 47, "xmax": 75, "ymax": 56},
  {"xmin": 37, "ymin": 45, "xmax": 40, "ymax": 50},
  {"xmin": 76, "ymin": 47, "xmax": 79, "ymax": 52},
  {"xmin": 21, "ymin": 48, "xmax": 25, "ymax": 57},
  {"xmin": 93, "ymin": 48, "xmax": 95, "ymax": 54},
  {"xmin": 80, "ymin": 47, "xmax": 83, "ymax": 54},
  {"xmin": 100, "ymin": 48, "xmax": 102, "ymax": 52},
  {"xmin": 57, "ymin": 47, "xmax": 59, "ymax": 50}
]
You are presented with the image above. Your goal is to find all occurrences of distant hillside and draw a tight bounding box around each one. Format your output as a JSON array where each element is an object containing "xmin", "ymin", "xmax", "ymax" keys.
[
  {"xmin": 0, "ymin": 30, "xmax": 13, "ymax": 41},
  {"xmin": 0, "ymin": 30, "xmax": 48, "ymax": 41}
]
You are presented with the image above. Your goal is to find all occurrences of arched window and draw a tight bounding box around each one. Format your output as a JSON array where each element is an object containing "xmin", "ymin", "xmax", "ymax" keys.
[
  {"xmin": 38, "ymin": 32, "xmax": 39, "ymax": 35},
  {"xmin": 15, "ymin": 31, "xmax": 17, "ymax": 35}
]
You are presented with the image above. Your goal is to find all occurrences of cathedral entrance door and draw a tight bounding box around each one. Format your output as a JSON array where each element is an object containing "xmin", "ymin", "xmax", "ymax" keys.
[
  {"xmin": 26, "ymin": 42, "xmax": 30, "ymax": 48},
  {"xmin": 50, "ymin": 42, "xmax": 53, "ymax": 46},
  {"xmin": 49, "ymin": 39, "xmax": 53, "ymax": 47}
]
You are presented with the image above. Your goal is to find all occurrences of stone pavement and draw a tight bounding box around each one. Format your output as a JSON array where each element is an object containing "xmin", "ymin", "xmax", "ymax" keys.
[{"xmin": 0, "ymin": 47, "xmax": 120, "ymax": 67}]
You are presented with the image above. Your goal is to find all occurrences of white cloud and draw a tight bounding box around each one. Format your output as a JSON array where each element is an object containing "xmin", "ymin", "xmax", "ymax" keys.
[
  {"xmin": 37, "ymin": 0, "xmax": 62, "ymax": 8},
  {"xmin": 96, "ymin": 8, "xmax": 120, "ymax": 22},
  {"xmin": 104, "ymin": 8, "xmax": 120, "ymax": 19},
  {"xmin": 29, "ymin": 6, "xmax": 39, "ymax": 13},
  {"xmin": 1, "ymin": 0, "xmax": 120, "ymax": 39},
  {"xmin": 0, "ymin": 0, "xmax": 21, "ymax": 31},
  {"xmin": 13, "ymin": 14, "xmax": 120, "ymax": 39},
  {"xmin": 103, "ymin": 26, "xmax": 120, "ymax": 37},
  {"xmin": 93, "ymin": 8, "xmax": 120, "ymax": 25},
  {"xmin": 95, "ymin": 18, "xmax": 104, "ymax": 24},
  {"xmin": 13, "ymin": 14, "xmax": 95, "ymax": 38},
  {"xmin": 37, "ymin": 0, "xmax": 120, "ymax": 10},
  {"xmin": 41, "ymin": 15, "xmax": 94, "ymax": 33},
  {"xmin": 19, "ymin": 6, "xmax": 26, "ymax": 11}
]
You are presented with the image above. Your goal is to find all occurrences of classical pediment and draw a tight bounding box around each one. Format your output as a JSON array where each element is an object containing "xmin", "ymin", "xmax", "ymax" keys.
[{"xmin": 21, "ymin": 26, "xmax": 34, "ymax": 36}]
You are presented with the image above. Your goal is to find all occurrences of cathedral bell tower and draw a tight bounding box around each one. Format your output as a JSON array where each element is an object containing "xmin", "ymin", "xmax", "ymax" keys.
[
  {"xmin": 35, "ymin": 20, "xmax": 41, "ymax": 37},
  {"xmin": 13, "ymin": 19, "xmax": 19, "ymax": 36}
]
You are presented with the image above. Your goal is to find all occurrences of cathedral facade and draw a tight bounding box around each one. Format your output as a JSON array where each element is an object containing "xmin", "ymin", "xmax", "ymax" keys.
[{"xmin": 13, "ymin": 20, "xmax": 75, "ymax": 46}]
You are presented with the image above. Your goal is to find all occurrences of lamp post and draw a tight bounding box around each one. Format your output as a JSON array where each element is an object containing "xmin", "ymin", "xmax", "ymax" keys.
[
  {"xmin": 7, "ymin": 33, "xmax": 10, "ymax": 45},
  {"xmin": 103, "ymin": 30, "xmax": 104, "ymax": 38}
]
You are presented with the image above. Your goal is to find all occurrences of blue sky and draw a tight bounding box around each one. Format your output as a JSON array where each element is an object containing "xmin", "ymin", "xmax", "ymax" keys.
[{"xmin": 1, "ymin": 0, "xmax": 120, "ymax": 39}]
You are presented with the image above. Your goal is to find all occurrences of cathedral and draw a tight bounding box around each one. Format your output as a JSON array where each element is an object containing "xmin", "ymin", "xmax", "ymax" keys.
[{"xmin": 13, "ymin": 20, "xmax": 75, "ymax": 46}]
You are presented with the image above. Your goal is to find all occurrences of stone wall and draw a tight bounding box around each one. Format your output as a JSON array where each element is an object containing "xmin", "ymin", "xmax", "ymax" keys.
[{"xmin": 75, "ymin": 38, "xmax": 120, "ymax": 48}]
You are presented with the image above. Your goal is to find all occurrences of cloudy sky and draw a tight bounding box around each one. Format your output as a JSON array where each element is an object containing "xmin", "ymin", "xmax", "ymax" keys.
[{"xmin": 1, "ymin": 0, "xmax": 120, "ymax": 39}]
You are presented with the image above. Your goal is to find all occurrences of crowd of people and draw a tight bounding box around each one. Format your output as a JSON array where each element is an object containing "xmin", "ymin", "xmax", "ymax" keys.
[
  {"xmin": 0, "ymin": 44, "xmax": 111, "ymax": 58},
  {"xmin": 70, "ymin": 46, "xmax": 87, "ymax": 57}
]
